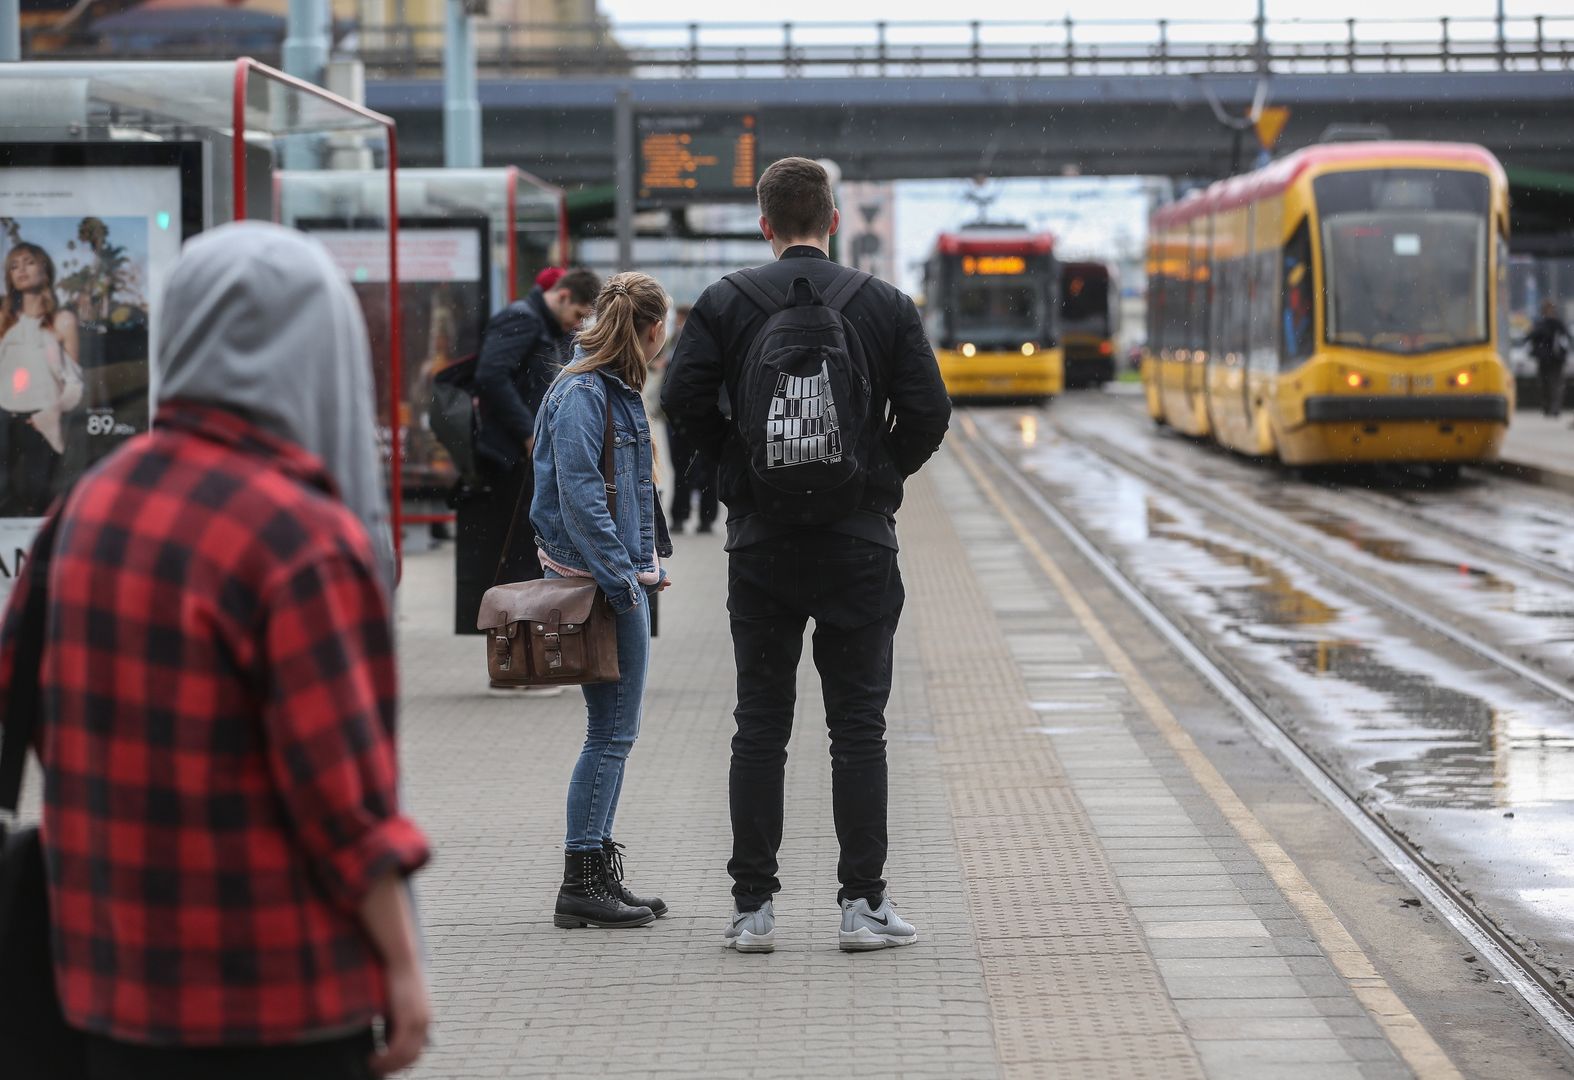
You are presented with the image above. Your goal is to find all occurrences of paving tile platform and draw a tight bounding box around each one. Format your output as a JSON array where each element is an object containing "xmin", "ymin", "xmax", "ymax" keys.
[
  {"xmin": 1498, "ymin": 410, "xmax": 1574, "ymax": 493},
  {"xmin": 395, "ymin": 443, "xmax": 1446, "ymax": 1080}
]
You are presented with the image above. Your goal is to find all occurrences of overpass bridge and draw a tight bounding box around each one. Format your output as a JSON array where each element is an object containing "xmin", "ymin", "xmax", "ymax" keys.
[
  {"xmin": 367, "ymin": 69, "xmax": 1574, "ymax": 188},
  {"xmin": 25, "ymin": 14, "xmax": 1574, "ymax": 186},
  {"xmin": 352, "ymin": 15, "xmax": 1574, "ymax": 241}
]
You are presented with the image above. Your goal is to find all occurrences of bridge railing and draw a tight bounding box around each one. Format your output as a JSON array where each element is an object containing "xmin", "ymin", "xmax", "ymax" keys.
[
  {"xmin": 25, "ymin": 15, "xmax": 1574, "ymax": 79},
  {"xmin": 355, "ymin": 15, "xmax": 1574, "ymax": 79}
]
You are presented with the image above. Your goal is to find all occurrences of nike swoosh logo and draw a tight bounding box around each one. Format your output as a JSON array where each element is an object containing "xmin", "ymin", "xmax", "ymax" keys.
[{"xmin": 864, "ymin": 912, "xmax": 890, "ymax": 927}]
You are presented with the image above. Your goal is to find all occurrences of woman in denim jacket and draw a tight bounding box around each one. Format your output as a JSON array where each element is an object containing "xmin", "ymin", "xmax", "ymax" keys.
[{"xmin": 532, "ymin": 272, "xmax": 675, "ymax": 929}]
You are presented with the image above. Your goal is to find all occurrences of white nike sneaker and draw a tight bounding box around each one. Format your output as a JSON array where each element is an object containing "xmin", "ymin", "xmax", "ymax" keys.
[
  {"xmin": 839, "ymin": 893, "xmax": 918, "ymax": 951},
  {"xmin": 724, "ymin": 900, "xmax": 776, "ymax": 953}
]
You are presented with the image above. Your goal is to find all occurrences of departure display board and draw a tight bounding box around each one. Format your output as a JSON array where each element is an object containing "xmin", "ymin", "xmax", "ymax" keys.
[{"xmin": 637, "ymin": 113, "xmax": 758, "ymax": 203}]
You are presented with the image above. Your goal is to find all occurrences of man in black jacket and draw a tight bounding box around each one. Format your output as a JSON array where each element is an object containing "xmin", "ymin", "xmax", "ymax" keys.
[
  {"xmin": 456, "ymin": 269, "xmax": 599, "ymax": 641},
  {"xmin": 662, "ymin": 157, "xmax": 951, "ymax": 953}
]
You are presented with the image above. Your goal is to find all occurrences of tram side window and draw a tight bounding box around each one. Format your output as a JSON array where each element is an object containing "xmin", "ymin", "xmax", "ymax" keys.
[
  {"xmin": 1148, "ymin": 261, "xmax": 1163, "ymax": 354},
  {"xmin": 1220, "ymin": 254, "xmax": 1246, "ymax": 364},
  {"xmin": 1187, "ymin": 228, "xmax": 1207, "ymax": 356},
  {"xmin": 1281, "ymin": 219, "xmax": 1316, "ymax": 369},
  {"xmin": 1168, "ymin": 259, "xmax": 1187, "ymax": 354}
]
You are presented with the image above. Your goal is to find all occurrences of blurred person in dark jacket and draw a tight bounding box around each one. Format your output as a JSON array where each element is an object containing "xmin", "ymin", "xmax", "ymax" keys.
[
  {"xmin": 1525, "ymin": 300, "xmax": 1572, "ymax": 417},
  {"xmin": 663, "ymin": 304, "xmax": 720, "ymax": 535},
  {"xmin": 456, "ymin": 268, "xmax": 599, "ymax": 654}
]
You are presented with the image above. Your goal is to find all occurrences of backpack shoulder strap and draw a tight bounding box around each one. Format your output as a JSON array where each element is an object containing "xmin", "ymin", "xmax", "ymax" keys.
[
  {"xmin": 822, "ymin": 266, "xmax": 871, "ymax": 312},
  {"xmin": 725, "ymin": 268, "xmax": 788, "ymax": 315}
]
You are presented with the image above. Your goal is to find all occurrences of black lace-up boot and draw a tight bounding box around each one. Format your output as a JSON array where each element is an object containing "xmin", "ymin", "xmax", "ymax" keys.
[
  {"xmin": 602, "ymin": 839, "xmax": 668, "ymax": 918},
  {"xmin": 554, "ymin": 850, "xmax": 656, "ymax": 928}
]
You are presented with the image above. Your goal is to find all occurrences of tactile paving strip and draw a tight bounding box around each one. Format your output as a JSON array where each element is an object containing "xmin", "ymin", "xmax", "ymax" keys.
[{"xmin": 904, "ymin": 469, "xmax": 1212, "ymax": 1078}]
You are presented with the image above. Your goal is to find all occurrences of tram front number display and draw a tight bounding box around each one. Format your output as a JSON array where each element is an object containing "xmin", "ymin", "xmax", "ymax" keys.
[
  {"xmin": 962, "ymin": 255, "xmax": 1027, "ymax": 276},
  {"xmin": 637, "ymin": 113, "xmax": 758, "ymax": 203}
]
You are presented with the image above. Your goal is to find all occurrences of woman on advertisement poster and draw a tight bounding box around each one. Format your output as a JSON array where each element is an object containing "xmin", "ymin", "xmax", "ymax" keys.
[{"xmin": 0, "ymin": 242, "xmax": 84, "ymax": 516}]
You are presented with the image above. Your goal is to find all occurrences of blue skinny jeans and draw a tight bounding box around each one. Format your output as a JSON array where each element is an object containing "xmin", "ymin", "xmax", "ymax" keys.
[{"xmin": 562, "ymin": 582, "xmax": 651, "ymax": 853}]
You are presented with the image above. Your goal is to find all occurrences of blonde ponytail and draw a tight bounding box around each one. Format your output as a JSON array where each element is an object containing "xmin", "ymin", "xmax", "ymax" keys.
[{"xmin": 565, "ymin": 271, "xmax": 668, "ymax": 392}]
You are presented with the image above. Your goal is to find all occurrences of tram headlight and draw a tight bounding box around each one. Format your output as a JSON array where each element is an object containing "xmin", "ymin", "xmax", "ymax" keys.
[
  {"xmin": 1345, "ymin": 372, "xmax": 1369, "ymax": 389},
  {"xmin": 1021, "ymin": 342, "xmax": 1036, "ymax": 357},
  {"xmin": 961, "ymin": 343, "xmax": 977, "ymax": 358},
  {"xmin": 1453, "ymin": 370, "xmax": 1472, "ymax": 387}
]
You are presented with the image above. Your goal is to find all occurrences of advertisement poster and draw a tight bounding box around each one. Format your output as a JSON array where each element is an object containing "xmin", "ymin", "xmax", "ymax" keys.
[
  {"xmin": 0, "ymin": 143, "xmax": 200, "ymax": 600},
  {"xmin": 306, "ymin": 219, "xmax": 491, "ymax": 497}
]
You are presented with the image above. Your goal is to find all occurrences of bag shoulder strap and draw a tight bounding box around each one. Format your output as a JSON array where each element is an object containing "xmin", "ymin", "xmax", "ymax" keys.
[
  {"xmin": 725, "ymin": 268, "xmax": 788, "ymax": 315},
  {"xmin": 600, "ymin": 380, "xmax": 618, "ymax": 519},
  {"xmin": 492, "ymin": 380, "xmax": 617, "ymax": 587},
  {"xmin": 822, "ymin": 265, "xmax": 871, "ymax": 313},
  {"xmin": 0, "ymin": 513, "xmax": 62, "ymax": 815}
]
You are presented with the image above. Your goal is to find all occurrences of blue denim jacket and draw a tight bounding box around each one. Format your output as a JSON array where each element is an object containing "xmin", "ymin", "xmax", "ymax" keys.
[{"xmin": 531, "ymin": 364, "xmax": 672, "ymax": 614}]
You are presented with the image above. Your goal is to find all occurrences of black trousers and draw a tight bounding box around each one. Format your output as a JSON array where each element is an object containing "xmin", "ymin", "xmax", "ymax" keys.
[
  {"xmin": 726, "ymin": 532, "xmax": 904, "ymax": 909},
  {"xmin": 1539, "ymin": 360, "xmax": 1566, "ymax": 417},
  {"xmin": 0, "ymin": 411, "xmax": 60, "ymax": 517},
  {"xmin": 84, "ymin": 1029, "xmax": 375, "ymax": 1080},
  {"xmin": 454, "ymin": 455, "xmax": 541, "ymax": 635},
  {"xmin": 667, "ymin": 423, "xmax": 718, "ymax": 529}
]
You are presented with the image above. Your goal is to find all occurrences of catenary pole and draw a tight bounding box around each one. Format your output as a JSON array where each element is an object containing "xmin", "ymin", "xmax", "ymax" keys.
[
  {"xmin": 444, "ymin": 0, "xmax": 482, "ymax": 167},
  {"xmin": 283, "ymin": 0, "xmax": 329, "ymax": 85},
  {"xmin": 614, "ymin": 88, "xmax": 635, "ymax": 271},
  {"xmin": 1255, "ymin": 0, "xmax": 1268, "ymax": 74},
  {"xmin": 0, "ymin": 0, "xmax": 18, "ymax": 63}
]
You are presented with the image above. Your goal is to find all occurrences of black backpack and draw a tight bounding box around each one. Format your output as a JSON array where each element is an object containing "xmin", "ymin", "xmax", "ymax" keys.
[
  {"xmin": 726, "ymin": 265, "xmax": 873, "ymax": 526},
  {"xmin": 430, "ymin": 353, "xmax": 480, "ymax": 477}
]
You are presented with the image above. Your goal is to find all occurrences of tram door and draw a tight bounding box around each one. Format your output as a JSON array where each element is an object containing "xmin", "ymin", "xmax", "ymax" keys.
[
  {"xmin": 1239, "ymin": 204, "xmax": 1257, "ymax": 427},
  {"xmin": 1188, "ymin": 218, "xmax": 1214, "ymax": 434}
]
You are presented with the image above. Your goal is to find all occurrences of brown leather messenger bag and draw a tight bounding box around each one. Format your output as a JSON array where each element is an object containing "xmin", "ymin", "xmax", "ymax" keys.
[{"xmin": 476, "ymin": 393, "xmax": 620, "ymax": 686}]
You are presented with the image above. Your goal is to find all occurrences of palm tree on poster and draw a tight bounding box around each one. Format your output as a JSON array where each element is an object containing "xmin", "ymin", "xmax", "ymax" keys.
[{"xmin": 59, "ymin": 217, "xmax": 132, "ymax": 327}]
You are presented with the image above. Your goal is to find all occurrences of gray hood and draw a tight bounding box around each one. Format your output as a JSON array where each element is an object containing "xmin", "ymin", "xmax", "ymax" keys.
[{"xmin": 156, "ymin": 221, "xmax": 395, "ymax": 591}]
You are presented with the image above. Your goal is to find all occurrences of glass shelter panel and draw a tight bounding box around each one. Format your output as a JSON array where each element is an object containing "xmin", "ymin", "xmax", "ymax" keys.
[
  {"xmin": 278, "ymin": 167, "xmax": 567, "ymax": 514},
  {"xmin": 0, "ymin": 60, "xmax": 394, "ymax": 599}
]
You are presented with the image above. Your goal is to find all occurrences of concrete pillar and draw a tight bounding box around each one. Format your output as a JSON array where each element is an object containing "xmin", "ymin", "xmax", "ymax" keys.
[
  {"xmin": 443, "ymin": 0, "xmax": 482, "ymax": 168},
  {"xmin": 283, "ymin": 0, "xmax": 330, "ymax": 86},
  {"xmin": 614, "ymin": 87, "xmax": 634, "ymax": 271}
]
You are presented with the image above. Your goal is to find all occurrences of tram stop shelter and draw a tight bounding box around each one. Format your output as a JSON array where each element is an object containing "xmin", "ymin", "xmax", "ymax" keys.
[
  {"xmin": 278, "ymin": 167, "xmax": 569, "ymax": 545},
  {"xmin": 0, "ymin": 58, "xmax": 399, "ymax": 600}
]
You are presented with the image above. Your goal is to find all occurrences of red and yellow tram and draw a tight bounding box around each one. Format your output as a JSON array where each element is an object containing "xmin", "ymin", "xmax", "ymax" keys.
[
  {"xmin": 924, "ymin": 228, "xmax": 1064, "ymax": 401},
  {"xmin": 1142, "ymin": 142, "xmax": 1513, "ymax": 466}
]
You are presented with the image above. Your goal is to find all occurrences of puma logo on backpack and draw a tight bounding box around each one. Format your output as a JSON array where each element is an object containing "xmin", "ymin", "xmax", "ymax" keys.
[{"xmin": 727, "ymin": 265, "xmax": 872, "ymax": 526}]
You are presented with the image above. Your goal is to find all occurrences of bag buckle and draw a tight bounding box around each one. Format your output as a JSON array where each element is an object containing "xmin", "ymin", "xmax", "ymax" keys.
[
  {"xmin": 492, "ymin": 633, "xmax": 512, "ymax": 671},
  {"xmin": 544, "ymin": 609, "xmax": 564, "ymax": 669}
]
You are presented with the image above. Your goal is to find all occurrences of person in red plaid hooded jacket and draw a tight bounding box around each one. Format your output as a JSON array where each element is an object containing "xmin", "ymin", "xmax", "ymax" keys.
[{"xmin": 0, "ymin": 222, "xmax": 431, "ymax": 1079}]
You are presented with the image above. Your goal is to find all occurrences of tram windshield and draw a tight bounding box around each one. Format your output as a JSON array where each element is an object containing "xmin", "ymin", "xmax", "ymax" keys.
[
  {"xmin": 1315, "ymin": 169, "xmax": 1491, "ymax": 355},
  {"xmin": 1062, "ymin": 270, "xmax": 1111, "ymax": 336},
  {"xmin": 953, "ymin": 281, "xmax": 1042, "ymax": 342}
]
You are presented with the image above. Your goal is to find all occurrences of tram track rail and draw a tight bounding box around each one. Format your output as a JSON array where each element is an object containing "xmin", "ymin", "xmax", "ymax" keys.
[
  {"xmin": 1103, "ymin": 391, "xmax": 1574, "ymax": 593},
  {"xmin": 956, "ymin": 406, "xmax": 1574, "ymax": 1053},
  {"xmin": 1326, "ymin": 482, "xmax": 1574, "ymax": 592},
  {"xmin": 1066, "ymin": 421, "xmax": 1574, "ymax": 707}
]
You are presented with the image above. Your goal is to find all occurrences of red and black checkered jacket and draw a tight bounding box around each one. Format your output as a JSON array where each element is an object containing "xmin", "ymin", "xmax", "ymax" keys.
[{"xmin": 0, "ymin": 402, "xmax": 429, "ymax": 1046}]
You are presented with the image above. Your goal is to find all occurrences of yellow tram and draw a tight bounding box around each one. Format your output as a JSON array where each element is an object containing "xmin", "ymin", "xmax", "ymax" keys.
[
  {"xmin": 923, "ymin": 228, "xmax": 1064, "ymax": 401},
  {"xmin": 1142, "ymin": 142, "xmax": 1512, "ymax": 466}
]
